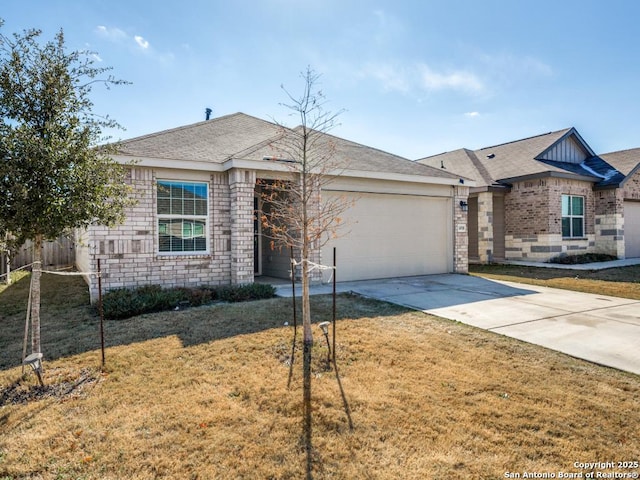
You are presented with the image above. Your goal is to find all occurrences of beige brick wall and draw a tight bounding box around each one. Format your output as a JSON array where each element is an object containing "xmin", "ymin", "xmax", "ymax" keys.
[
  {"xmin": 454, "ymin": 185, "xmax": 469, "ymax": 273},
  {"xmin": 229, "ymin": 169, "xmax": 256, "ymax": 285},
  {"xmin": 87, "ymin": 167, "xmax": 237, "ymax": 301}
]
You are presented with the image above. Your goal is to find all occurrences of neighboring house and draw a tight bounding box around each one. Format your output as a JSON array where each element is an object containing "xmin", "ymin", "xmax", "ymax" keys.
[
  {"xmin": 77, "ymin": 112, "xmax": 471, "ymax": 301},
  {"xmin": 418, "ymin": 128, "xmax": 640, "ymax": 263},
  {"xmin": 600, "ymin": 148, "xmax": 640, "ymax": 258}
]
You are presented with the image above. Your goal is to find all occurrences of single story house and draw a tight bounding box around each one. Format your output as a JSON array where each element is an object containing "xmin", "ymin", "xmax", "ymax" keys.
[
  {"xmin": 77, "ymin": 112, "xmax": 472, "ymax": 301},
  {"xmin": 418, "ymin": 128, "xmax": 640, "ymax": 263}
]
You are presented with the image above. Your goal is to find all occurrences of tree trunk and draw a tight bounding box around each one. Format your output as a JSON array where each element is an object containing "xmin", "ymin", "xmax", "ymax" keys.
[
  {"xmin": 4, "ymin": 233, "xmax": 10, "ymax": 285},
  {"xmin": 30, "ymin": 234, "xmax": 43, "ymax": 354},
  {"xmin": 302, "ymin": 246, "xmax": 313, "ymax": 477}
]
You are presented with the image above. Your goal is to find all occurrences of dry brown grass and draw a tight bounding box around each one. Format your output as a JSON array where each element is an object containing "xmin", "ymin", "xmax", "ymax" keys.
[
  {"xmin": 1, "ymin": 274, "xmax": 639, "ymax": 479},
  {"xmin": 470, "ymin": 264, "xmax": 640, "ymax": 300}
]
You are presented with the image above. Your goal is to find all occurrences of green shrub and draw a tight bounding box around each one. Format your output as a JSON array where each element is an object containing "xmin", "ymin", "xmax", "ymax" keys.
[
  {"xmin": 102, "ymin": 283, "xmax": 276, "ymax": 320},
  {"xmin": 549, "ymin": 253, "xmax": 618, "ymax": 265},
  {"xmin": 218, "ymin": 283, "xmax": 276, "ymax": 303}
]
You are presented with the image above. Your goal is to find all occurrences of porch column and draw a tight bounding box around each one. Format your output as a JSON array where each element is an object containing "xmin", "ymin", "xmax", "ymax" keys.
[
  {"xmin": 454, "ymin": 185, "xmax": 469, "ymax": 273},
  {"xmin": 477, "ymin": 191, "xmax": 494, "ymax": 263},
  {"xmin": 229, "ymin": 169, "xmax": 256, "ymax": 284}
]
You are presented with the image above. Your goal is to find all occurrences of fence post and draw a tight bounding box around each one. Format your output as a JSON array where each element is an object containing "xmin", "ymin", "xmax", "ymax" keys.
[
  {"xmin": 98, "ymin": 258, "xmax": 105, "ymax": 370},
  {"xmin": 4, "ymin": 252, "xmax": 10, "ymax": 285}
]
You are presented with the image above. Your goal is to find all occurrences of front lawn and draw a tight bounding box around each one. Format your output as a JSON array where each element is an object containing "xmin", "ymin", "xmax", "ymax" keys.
[
  {"xmin": 470, "ymin": 263, "xmax": 640, "ymax": 300},
  {"xmin": 1, "ymin": 274, "xmax": 638, "ymax": 479}
]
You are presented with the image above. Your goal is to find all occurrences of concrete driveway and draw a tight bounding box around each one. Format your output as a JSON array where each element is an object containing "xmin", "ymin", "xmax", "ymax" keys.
[{"xmin": 275, "ymin": 274, "xmax": 640, "ymax": 376}]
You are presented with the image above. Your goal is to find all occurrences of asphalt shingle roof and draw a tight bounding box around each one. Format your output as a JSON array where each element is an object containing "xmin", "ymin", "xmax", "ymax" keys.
[
  {"xmin": 418, "ymin": 128, "xmax": 628, "ymax": 188},
  {"xmin": 600, "ymin": 148, "xmax": 640, "ymax": 176},
  {"xmin": 116, "ymin": 112, "xmax": 283, "ymax": 163},
  {"xmin": 116, "ymin": 112, "xmax": 463, "ymax": 180}
]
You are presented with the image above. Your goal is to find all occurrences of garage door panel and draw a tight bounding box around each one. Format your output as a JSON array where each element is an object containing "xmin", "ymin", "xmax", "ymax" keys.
[
  {"xmin": 322, "ymin": 192, "xmax": 452, "ymax": 281},
  {"xmin": 625, "ymin": 201, "xmax": 640, "ymax": 258}
]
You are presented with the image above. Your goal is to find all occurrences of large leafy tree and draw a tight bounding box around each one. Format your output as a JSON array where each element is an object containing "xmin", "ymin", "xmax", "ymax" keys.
[{"xmin": 0, "ymin": 20, "xmax": 131, "ymax": 357}]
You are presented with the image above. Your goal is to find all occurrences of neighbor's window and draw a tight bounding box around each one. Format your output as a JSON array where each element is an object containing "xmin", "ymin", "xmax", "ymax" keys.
[
  {"xmin": 562, "ymin": 195, "xmax": 584, "ymax": 238},
  {"xmin": 157, "ymin": 180, "xmax": 208, "ymax": 253}
]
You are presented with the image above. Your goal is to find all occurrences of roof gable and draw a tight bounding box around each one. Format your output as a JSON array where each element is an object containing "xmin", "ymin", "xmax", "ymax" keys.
[
  {"xmin": 418, "ymin": 127, "xmax": 625, "ymax": 189},
  {"xmin": 535, "ymin": 128, "xmax": 595, "ymax": 164}
]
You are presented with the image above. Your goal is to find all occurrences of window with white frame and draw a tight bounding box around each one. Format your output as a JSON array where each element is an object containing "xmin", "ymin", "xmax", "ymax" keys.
[
  {"xmin": 562, "ymin": 195, "xmax": 584, "ymax": 238},
  {"xmin": 157, "ymin": 180, "xmax": 208, "ymax": 253}
]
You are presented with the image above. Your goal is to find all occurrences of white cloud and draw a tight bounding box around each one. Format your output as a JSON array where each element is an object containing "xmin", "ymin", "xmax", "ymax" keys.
[
  {"xmin": 134, "ymin": 35, "xmax": 150, "ymax": 50},
  {"xmin": 418, "ymin": 64, "xmax": 484, "ymax": 93},
  {"xmin": 464, "ymin": 111, "xmax": 480, "ymax": 117},
  {"xmin": 96, "ymin": 25, "xmax": 153, "ymax": 53},
  {"xmin": 95, "ymin": 25, "xmax": 127, "ymax": 42},
  {"xmin": 360, "ymin": 61, "xmax": 485, "ymax": 96},
  {"xmin": 477, "ymin": 52, "xmax": 553, "ymax": 84},
  {"xmin": 362, "ymin": 63, "xmax": 410, "ymax": 93}
]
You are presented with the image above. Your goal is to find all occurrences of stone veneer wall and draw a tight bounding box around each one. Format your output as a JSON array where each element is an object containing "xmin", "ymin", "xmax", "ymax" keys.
[
  {"xmin": 476, "ymin": 191, "xmax": 493, "ymax": 263},
  {"xmin": 454, "ymin": 185, "xmax": 469, "ymax": 273},
  {"xmin": 504, "ymin": 178, "xmax": 596, "ymax": 261},
  {"xmin": 594, "ymin": 188, "xmax": 624, "ymax": 257},
  {"xmin": 86, "ymin": 167, "xmax": 248, "ymax": 301}
]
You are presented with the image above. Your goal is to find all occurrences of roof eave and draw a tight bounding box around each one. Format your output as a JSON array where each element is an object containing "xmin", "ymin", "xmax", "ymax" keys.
[
  {"xmin": 498, "ymin": 171, "xmax": 598, "ymax": 184},
  {"xmin": 469, "ymin": 184, "xmax": 511, "ymax": 194},
  {"xmin": 112, "ymin": 155, "xmax": 475, "ymax": 186}
]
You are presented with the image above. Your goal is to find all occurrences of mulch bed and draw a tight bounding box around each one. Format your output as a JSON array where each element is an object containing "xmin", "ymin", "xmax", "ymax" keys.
[{"xmin": 0, "ymin": 367, "xmax": 100, "ymax": 406}]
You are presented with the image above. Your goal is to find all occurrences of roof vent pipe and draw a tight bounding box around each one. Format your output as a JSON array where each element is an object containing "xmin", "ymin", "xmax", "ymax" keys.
[{"xmin": 205, "ymin": 108, "xmax": 212, "ymax": 120}]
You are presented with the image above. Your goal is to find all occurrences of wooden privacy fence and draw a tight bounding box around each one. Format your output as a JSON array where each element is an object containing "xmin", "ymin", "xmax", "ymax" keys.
[{"xmin": 1, "ymin": 237, "xmax": 75, "ymax": 277}]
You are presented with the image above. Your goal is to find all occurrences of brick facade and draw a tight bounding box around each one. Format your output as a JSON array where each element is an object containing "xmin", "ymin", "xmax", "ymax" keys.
[
  {"xmin": 229, "ymin": 169, "xmax": 256, "ymax": 285},
  {"xmin": 623, "ymin": 169, "xmax": 640, "ymax": 200},
  {"xmin": 503, "ymin": 178, "xmax": 600, "ymax": 261},
  {"xmin": 476, "ymin": 191, "xmax": 493, "ymax": 263},
  {"xmin": 87, "ymin": 167, "xmax": 243, "ymax": 301},
  {"xmin": 84, "ymin": 166, "xmax": 467, "ymax": 301},
  {"xmin": 454, "ymin": 185, "xmax": 469, "ymax": 273},
  {"xmin": 491, "ymin": 175, "xmax": 640, "ymax": 262}
]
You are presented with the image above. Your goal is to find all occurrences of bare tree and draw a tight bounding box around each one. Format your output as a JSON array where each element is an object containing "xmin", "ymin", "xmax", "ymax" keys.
[{"xmin": 259, "ymin": 67, "xmax": 351, "ymax": 476}]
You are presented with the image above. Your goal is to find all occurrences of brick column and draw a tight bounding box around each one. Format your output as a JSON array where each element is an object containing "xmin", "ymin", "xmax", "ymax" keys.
[
  {"xmin": 595, "ymin": 189, "xmax": 624, "ymax": 258},
  {"xmin": 477, "ymin": 191, "xmax": 494, "ymax": 263},
  {"xmin": 454, "ymin": 186, "xmax": 469, "ymax": 273},
  {"xmin": 229, "ymin": 169, "xmax": 256, "ymax": 284}
]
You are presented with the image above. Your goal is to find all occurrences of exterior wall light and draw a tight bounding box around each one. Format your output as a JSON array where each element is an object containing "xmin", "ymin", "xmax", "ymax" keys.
[{"xmin": 459, "ymin": 200, "xmax": 469, "ymax": 212}]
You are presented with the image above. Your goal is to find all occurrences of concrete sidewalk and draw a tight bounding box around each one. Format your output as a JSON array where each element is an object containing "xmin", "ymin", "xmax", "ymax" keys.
[
  {"xmin": 502, "ymin": 257, "xmax": 640, "ymax": 270},
  {"xmin": 275, "ymin": 274, "xmax": 640, "ymax": 376}
]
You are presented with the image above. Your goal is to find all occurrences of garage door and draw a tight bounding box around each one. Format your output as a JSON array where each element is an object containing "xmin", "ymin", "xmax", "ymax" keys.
[
  {"xmin": 322, "ymin": 192, "xmax": 452, "ymax": 281},
  {"xmin": 625, "ymin": 201, "xmax": 640, "ymax": 258}
]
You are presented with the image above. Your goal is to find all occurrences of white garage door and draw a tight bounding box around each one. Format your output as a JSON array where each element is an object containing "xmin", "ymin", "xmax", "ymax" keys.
[
  {"xmin": 625, "ymin": 201, "xmax": 640, "ymax": 258},
  {"xmin": 322, "ymin": 192, "xmax": 452, "ymax": 281}
]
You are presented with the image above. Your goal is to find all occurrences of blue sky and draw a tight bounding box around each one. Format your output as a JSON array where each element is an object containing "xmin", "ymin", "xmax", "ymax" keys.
[{"xmin": 2, "ymin": 1, "xmax": 639, "ymax": 158}]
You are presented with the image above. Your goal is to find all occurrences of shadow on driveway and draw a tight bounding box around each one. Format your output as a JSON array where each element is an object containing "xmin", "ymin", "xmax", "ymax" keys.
[{"xmin": 285, "ymin": 273, "xmax": 640, "ymax": 376}]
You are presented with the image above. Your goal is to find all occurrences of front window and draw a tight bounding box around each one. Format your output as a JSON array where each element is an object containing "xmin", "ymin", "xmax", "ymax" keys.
[
  {"xmin": 562, "ymin": 195, "xmax": 584, "ymax": 238},
  {"xmin": 157, "ymin": 180, "xmax": 208, "ymax": 253}
]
